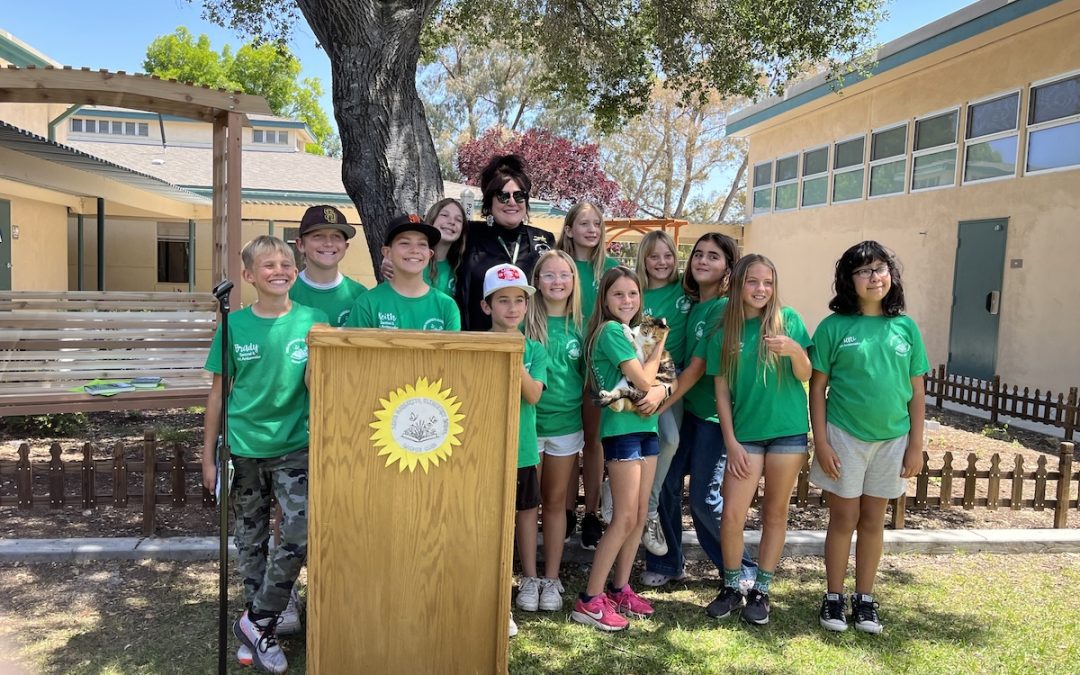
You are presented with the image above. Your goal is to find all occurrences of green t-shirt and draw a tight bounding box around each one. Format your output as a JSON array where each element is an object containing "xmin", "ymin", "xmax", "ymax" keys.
[
  {"xmin": 344, "ymin": 282, "xmax": 461, "ymax": 330},
  {"xmin": 811, "ymin": 313, "xmax": 930, "ymax": 442},
  {"xmin": 590, "ymin": 321, "xmax": 659, "ymax": 438},
  {"xmin": 576, "ymin": 257, "xmax": 620, "ymax": 323},
  {"xmin": 705, "ymin": 307, "xmax": 812, "ymax": 442},
  {"xmin": 518, "ymin": 338, "xmax": 548, "ymax": 468},
  {"xmin": 204, "ymin": 304, "xmax": 328, "ymax": 458},
  {"xmin": 289, "ymin": 274, "xmax": 368, "ymax": 327},
  {"xmin": 536, "ymin": 316, "xmax": 585, "ymax": 437},
  {"xmin": 423, "ymin": 259, "xmax": 457, "ymax": 298},
  {"xmin": 683, "ymin": 296, "xmax": 728, "ymax": 422},
  {"xmin": 643, "ymin": 278, "xmax": 692, "ymax": 367}
]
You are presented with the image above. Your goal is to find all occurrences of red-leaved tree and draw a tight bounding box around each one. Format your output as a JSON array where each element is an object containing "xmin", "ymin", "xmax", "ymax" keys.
[{"xmin": 457, "ymin": 127, "xmax": 636, "ymax": 216}]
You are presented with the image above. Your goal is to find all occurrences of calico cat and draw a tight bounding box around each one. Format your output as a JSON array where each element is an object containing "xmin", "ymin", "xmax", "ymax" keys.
[{"xmin": 594, "ymin": 315, "xmax": 677, "ymax": 413}]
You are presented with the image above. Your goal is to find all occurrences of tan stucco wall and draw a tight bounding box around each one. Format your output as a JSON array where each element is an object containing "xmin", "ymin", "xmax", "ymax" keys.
[
  {"xmin": 0, "ymin": 102, "xmax": 69, "ymax": 138},
  {"xmin": 741, "ymin": 7, "xmax": 1080, "ymax": 394},
  {"xmin": 4, "ymin": 195, "xmax": 69, "ymax": 289}
]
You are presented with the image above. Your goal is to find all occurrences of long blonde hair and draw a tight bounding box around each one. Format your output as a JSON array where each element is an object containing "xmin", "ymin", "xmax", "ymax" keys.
[
  {"xmin": 524, "ymin": 250, "xmax": 583, "ymax": 346},
  {"xmin": 557, "ymin": 202, "xmax": 608, "ymax": 282},
  {"xmin": 635, "ymin": 230, "xmax": 680, "ymax": 290},
  {"xmin": 584, "ymin": 266, "xmax": 642, "ymax": 392},
  {"xmin": 719, "ymin": 254, "xmax": 785, "ymax": 381}
]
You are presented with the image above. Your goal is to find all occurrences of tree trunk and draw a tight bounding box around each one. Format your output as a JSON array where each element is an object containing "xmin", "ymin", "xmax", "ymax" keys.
[
  {"xmin": 716, "ymin": 154, "xmax": 748, "ymax": 224},
  {"xmin": 298, "ymin": 0, "xmax": 443, "ymax": 280}
]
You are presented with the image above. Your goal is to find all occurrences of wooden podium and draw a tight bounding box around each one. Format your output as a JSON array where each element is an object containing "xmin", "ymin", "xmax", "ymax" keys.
[{"xmin": 306, "ymin": 327, "xmax": 522, "ymax": 674}]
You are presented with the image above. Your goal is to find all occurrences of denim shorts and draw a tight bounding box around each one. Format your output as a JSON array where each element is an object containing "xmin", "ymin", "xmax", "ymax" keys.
[
  {"xmin": 742, "ymin": 433, "xmax": 808, "ymax": 455},
  {"xmin": 601, "ymin": 432, "xmax": 660, "ymax": 462}
]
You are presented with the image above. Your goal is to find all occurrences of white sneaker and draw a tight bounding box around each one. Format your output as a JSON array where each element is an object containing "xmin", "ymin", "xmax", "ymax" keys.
[
  {"xmin": 600, "ymin": 478, "xmax": 613, "ymax": 524},
  {"xmin": 538, "ymin": 578, "xmax": 564, "ymax": 611},
  {"xmin": 515, "ymin": 576, "xmax": 541, "ymax": 612},
  {"xmin": 509, "ymin": 613, "xmax": 518, "ymax": 637},
  {"xmin": 639, "ymin": 569, "xmax": 688, "ymax": 588},
  {"xmin": 277, "ymin": 586, "xmax": 303, "ymax": 635},
  {"xmin": 641, "ymin": 514, "xmax": 668, "ymax": 555},
  {"xmin": 233, "ymin": 610, "xmax": 287, "ymax": 674}
]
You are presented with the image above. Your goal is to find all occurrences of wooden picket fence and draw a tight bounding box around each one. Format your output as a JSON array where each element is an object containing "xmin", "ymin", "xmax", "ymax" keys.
[
  {"xmin": 2, "ymin": 431, "xmax": 1077, "ymax": 533},
  {"xmin": 0, "ymin": 431, "xmax": 211, "ymax": 536},
  {"xmin": 924, "ymin": 364, "xmax": 1079, "ymax": 441}
]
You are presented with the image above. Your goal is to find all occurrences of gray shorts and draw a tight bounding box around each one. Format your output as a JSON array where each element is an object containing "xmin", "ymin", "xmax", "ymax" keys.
[{"xmin": 809, "ymin": 423, "xmax": 907, "ymax": 499}]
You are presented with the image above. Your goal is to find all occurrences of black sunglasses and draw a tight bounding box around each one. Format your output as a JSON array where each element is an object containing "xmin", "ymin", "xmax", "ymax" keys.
[{"xmin": 495, "ymin": 190, "xmax": 529, "ymax": 204}]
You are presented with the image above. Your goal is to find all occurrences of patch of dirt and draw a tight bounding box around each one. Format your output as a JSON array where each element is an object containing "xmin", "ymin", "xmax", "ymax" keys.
[{"xmin": 1, "ymin": 405, "xmax": 1077, "ymax": 538}]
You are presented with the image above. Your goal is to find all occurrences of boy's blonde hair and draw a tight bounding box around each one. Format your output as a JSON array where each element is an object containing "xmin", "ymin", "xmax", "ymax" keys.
[
  {"xmin": 557, "ymin": 202, "xmax": 608, "ymax": 281},
  {"xmin": 241, "ymin": 235, "xmax": 296, "ymax": 270},
  {"xmin": 635, "ymin": 230, "xmax": 680, "ymax": 289}
]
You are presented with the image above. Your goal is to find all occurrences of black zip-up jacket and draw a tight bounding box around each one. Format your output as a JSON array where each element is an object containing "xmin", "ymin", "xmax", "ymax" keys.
[{"xmin": 455, "ymin": 219, "xmax": 555, "ymax": 331}]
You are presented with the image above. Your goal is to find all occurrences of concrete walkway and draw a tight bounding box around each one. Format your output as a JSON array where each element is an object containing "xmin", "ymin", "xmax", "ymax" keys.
[{"xmin": 2, "ymin": 529, "xmax": 1079, "ymax": 564}]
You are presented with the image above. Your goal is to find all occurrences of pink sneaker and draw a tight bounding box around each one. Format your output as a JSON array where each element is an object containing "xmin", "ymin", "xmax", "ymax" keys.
[
  {"xmin": 606, "ymin": 584, "xmax": 654, "ymax": 618},
  {"xmin": 571, "ymin": 594, "xmax": 630, "ymax": 631}
]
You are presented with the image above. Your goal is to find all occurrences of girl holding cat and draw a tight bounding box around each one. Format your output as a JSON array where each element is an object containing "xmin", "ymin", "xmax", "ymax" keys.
[
  {"xmin": 572, "ymin": 266, "xmax": 671, "ymax": 631},
  {"xmin": 705, "ymin": 254, "xmax": 812, "ymax": 625}
]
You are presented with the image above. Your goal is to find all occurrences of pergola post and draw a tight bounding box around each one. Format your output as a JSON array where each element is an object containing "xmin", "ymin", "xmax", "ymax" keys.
[{"xmin": 212, "ymin": 112, "xmax": 243, "ymax": 308}]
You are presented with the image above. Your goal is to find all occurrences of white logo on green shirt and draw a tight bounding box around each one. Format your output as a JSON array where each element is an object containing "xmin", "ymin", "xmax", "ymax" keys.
[
  {"xmin": 337, "ymin": 309, "xmax": 351, "ymax": 325},
  {"xmin": 234, "ymin": 343, "xmax": 260, "ymax": 362},
  {"xmin": 423, "ymin": 318, "xmax": 446, "ymax": 330},
  {"xmin": 378, "ymin": 312, "xmax": 398, "ymax": 328},
  {"xmin": 890, "ymin": 334, "xmax": 911, "ymax": 355},
  {"xmin": 840, "ymin": 335, "xmax": 859, "ymax": 348},
  {"xmin": 286, "ymin": 339, "xmax": 309, "ymax": 364},
  {"xmin": 694, "ymin": 321, "xmax": 706, "ymax": 339},
  {"xmin": 676, "ymin": 296, "xmax": 692, "ymax": 313},
  {"xmin": 567, "ymin": 338, "xmax": 581, "ymax": 360}
]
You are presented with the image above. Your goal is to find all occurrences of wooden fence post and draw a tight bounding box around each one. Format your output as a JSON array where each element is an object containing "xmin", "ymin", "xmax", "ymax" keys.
[
  {"xmin": 1054, "ymin": 442, "xmax": 1074, "ymax": 528},
  {"xmin": 81, "ymin": 442, "xmax": 96, "ymax": 511},
  {"xmin": 1033, "ymin": 456, "xmax": 1048, "ymax": 511},
  {"xmin": 48, "ymin": 443, "xmax": 64, "ymax": 508},
  {"xmin": 987, "ymin": 454, "xmax": 1001, "ymax": 510},
  {"xmin": 16, "ymin": 443, "xmax": 32, "ymax": 510},
  {"xmin": 936, "ymin": 364, "xmax": 945, "ymax": 408},
  {"xmin": 113, "ymin": 443, "xmax": 128, "ymax": 507},
  {"xmin": 891, "ymin": 495, "xmax": 906, "ymax": 529},
  {"xmin": 941, "ymin": 451, "xmax": 954, "ymax": 508},
  {"xmin": 172, "ymin": 443, "xmax": 186, "ymax": 506},
  {"xmin": 962, "ymin": 453, "xmax": 977, "ymax": 510},
  {"xmin": 142, "ymin": 431, "xmax": 156, "ymax": 536},
  {"xmin": 990, "ymin": 375, "xmax": 1001, "ymax": 426},
  {"xmin": 1066, "ymin": 387, "xmax": 1078, "ymax": 442},
  {"xmin": 1011, "ymin": 455, "xmax": 1024, "ymax": 510}
]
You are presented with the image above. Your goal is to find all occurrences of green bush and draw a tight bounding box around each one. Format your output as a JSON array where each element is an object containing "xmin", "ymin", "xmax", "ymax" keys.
[{"xmin": 0, "ymin": 413, "xmax": 88, "ymax": 437}]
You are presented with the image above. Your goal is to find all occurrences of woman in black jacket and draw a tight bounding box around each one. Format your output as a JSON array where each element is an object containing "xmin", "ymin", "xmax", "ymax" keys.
[{"xmin": 456, "ymin": 154, "xmax": 556, "ymax": 330}]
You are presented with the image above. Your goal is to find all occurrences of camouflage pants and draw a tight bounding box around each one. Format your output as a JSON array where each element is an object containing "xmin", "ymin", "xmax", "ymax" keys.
[{"xmin": 231, "ymin": 448, "xmax": 308, "ymax": 615}]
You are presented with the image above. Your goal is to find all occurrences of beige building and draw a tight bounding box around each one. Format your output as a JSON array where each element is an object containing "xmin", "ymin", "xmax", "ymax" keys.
[{"xmin": 728, "ymin": 0, "xmax": 1080, "ymax": 393}]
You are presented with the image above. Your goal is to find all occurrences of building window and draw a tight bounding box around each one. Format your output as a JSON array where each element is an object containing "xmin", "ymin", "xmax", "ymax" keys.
[
  {"xmin": 253, "ymin": 129, "xmax": 288, "ymax": 145},
  {"xmin": 963, "ymin": 91, "xmax": 1019, "ymax": 183},
  {"xmin": 773, "ymin": 155, "xmax": 798, "ymax": 211},
  {"xmin": 912, "ymin": 109, "xmax": 958, "ymax": 190},
  {"xmin": 1026, "ymin": 73, "xmax": 1080, "ymax": 174},
  {"xmin": 70, "ymin": 119, "xmax": 83, "ymax": 132},
  {"xmin": 801, "ymin": 146, "xmax": 828, "ymax": 207},
  {"xmin": 869, "ymin": 123, "xmax": 907, "ymax": 197},
  {"xmin": 752, "ymin": 161, "xmax": 773, "ymax": 213},
  {"xmin": 832, "ymin": 135, "xmax": 865, "ymax": 202},
  {"xmin": 157, "ymin": 239, "xmax": 189, "ymax": 283}
]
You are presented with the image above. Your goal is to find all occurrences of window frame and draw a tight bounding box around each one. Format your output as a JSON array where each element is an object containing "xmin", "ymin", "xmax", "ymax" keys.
[
  {"xmin": 772, "ymin": 153, "xmax": 799, "ymax": 212},
  {"xmin": 1024, "ymin": 69, "xmax": 1080, "ymax": 177},
  {"xmin": 911, "ymin": 106, "xmax": 960, "ymax": 192},
  {"xmin": 751, "ymin": 159, "xmax": 774, "ymax": 214},
  {"xmin": 867, "ymin": 120, "xmax": 909, "ymax": 200},
  {"xmin": 830, "ymin": 133, "xmax": 866, "ymax": 203},
  {"xmin": 799, "ymin": 144, "xmax": 830, "ymax": 209},
  {"xmin": 962, "ymin": 89, "xmax": 1021, "ymax": 186}
]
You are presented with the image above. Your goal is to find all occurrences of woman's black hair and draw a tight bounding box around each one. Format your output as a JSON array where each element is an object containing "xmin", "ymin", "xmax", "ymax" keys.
[
  {"xmin": 479, "ymin": 154, "xmax": 532, "ymax": 216},
  {"xmin": 828, "ymin": 240, "xmax": 906, "ymax": 317}
]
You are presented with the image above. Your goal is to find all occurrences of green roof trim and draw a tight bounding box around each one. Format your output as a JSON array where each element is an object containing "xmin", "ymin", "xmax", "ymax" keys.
[
  {"xmin": 0, "ymin": 33, "xmax": 50, "ymax": 67},
  {"xmin": 181, "ymin": 187, "xmax": 356, "ymax": 206},
  {"xmin": 727, "ymin": 0, "xmax": 1061, "ymax": 134}
]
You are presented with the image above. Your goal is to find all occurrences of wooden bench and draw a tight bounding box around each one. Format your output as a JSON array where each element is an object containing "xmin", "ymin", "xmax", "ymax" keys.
[{"xmin": 0, "ymin": 291, "xmax": 217, "ymax": 416}]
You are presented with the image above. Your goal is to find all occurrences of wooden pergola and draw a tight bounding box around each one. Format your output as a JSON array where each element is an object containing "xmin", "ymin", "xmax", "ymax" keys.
[
  {"xmin": 605, "ymin": 218, "xmax": 689, "ymax": 247},
  {"xmin": 0, "ymin": 65, "xmax": 272, "ymax": 306}
]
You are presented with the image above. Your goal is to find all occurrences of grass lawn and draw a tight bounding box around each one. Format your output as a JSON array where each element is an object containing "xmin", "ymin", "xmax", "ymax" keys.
[{"xmin": 1, "ymin": 553, "xmax": 1078, "ymax": 674}]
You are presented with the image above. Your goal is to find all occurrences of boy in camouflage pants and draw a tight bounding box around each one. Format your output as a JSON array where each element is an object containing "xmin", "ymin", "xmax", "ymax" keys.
[{"xmin": 201, "ymin": 235, "xmax": 328, "ymax": 673}]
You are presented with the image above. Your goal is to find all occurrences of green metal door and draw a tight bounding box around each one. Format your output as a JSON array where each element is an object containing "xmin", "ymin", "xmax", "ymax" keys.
[
  {"xmin": 947, "ymin": 218, "xmax": 1007, "ymax": 380},
  {"xmin": 0, "ymin": 199, "xmax": 11, "ymax": 291}
]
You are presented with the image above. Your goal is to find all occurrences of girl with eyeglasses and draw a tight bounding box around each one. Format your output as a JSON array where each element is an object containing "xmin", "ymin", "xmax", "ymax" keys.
[
  {"xmin": 556, "ymin": 201, "xmax": 619, "ymax": 551},
  {"xmin": 522, "ymin": 250, "xmax": 585, "ymax": 614},
  {"xmin": 455, "ymin": 154, "xmax": 556, "ymax": 331},
  {"xmin": 809, "ymin": 240, "xmax": 928, "ymax": 635}
]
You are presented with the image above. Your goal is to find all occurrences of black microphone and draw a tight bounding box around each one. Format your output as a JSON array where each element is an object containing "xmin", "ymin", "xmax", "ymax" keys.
[{"xmin": 212, "ymin": 279, "xmax": 234, "ymax": 301}]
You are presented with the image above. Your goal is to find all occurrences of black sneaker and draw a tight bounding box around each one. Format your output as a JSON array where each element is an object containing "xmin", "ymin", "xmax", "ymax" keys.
[
  {"xmin": 705, "ymin": 586, "xmax": 744, "ymax": 619},
  {"xmin": 741, "ymin": 588, "xmax": 770, "ymax": 625},
  {"xmin": 850, "ymin": 593, "xmax": 882, "ymax": 634},
  {"xmin": 564, "ymin": 509, "xmax": 577, "ymax": 543},
  {"xmin": 819, "ymin": 592, "xmax": 848, "ymax": 632},
  {"xmin": 580, "ymin": 512, "xmax": 603, "ymax": 551}
]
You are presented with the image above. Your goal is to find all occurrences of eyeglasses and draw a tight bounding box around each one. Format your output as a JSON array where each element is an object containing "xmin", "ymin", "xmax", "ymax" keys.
[
  {"xmin": 853, "ymin": 266, "xmax": 890, "ymax": 280},
  {"xmin": 495, "ymin": 190, "xmax": 529, "ymax": 204},
  {"xmin": 539, "ymin": 272, "xmax": 574, "ymax": 283}
]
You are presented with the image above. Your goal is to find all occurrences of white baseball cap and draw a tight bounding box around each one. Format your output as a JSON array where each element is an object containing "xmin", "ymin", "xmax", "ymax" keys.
[{"xmin": 483, "ymin": 263, "xmax": 535, "ymax": 298}]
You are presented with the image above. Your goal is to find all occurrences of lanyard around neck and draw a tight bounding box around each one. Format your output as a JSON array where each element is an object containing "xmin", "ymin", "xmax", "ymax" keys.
[{"xmin": 497, "ymin": 230, "xmax": 523, "ymax": 264}]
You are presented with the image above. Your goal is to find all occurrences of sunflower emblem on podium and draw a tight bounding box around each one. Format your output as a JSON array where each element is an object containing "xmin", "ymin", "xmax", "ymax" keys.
[{"xmin": 370, "ymin": 377, "xmax": 465, "ymax": 473}]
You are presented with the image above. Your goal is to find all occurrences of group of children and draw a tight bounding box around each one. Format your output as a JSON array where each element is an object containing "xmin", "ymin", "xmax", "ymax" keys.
[{"xmin": 201, "ymin": 199, "xmax": 927, "ymax": 672}]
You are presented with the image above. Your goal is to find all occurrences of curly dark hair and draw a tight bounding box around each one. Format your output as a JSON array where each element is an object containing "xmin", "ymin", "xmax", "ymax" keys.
[
  {"xmin": 828, "ymin": 240, "xmax": 906, "ymax": 317},
  {"xmin": 479, "ymin": 154, "xmax": 532, "ymax": 216}
]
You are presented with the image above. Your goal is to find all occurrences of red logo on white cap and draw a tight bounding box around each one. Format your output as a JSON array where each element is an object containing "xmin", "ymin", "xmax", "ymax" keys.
[{"xmin": 497, "ymin": 267, "xmax": 520, "ymax": 281}]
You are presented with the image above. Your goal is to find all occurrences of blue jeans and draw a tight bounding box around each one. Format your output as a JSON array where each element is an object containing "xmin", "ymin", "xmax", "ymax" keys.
[{"xmin": 646, "ymin": 412, "xmax": 756, "ymax": 577}]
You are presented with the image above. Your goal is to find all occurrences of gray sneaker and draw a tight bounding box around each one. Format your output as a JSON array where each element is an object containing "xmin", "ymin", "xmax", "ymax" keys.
[
  {"xmin": 277, "ymin": 586, "xmax": 303, "ymax": 635},
  {"xmin": 641, "ymin": 514, "xmax": 668, "ymax": 556},
  {"xmin": 516, "ymin": 576, "xmax": 541, "ymax": 612},
  {"xmin": 705, "ymin": 586, "xmax": 744, "ymax": 619},
  {"xmin": 741, "ymin": 588, "xmax": 770, "ymax": 625},
  {"xmin": 538, "ymin": 578, "xmax": 564, "ymax": 611},
  {"xmin": 233, "ymin": 610, "xmax": 288, "ymax": 674}
]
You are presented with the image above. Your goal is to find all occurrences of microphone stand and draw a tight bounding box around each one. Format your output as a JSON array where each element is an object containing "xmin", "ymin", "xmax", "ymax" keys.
[{"xmin": 211, "ymin": 279, "xmax": 233, "ymax": 675}]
